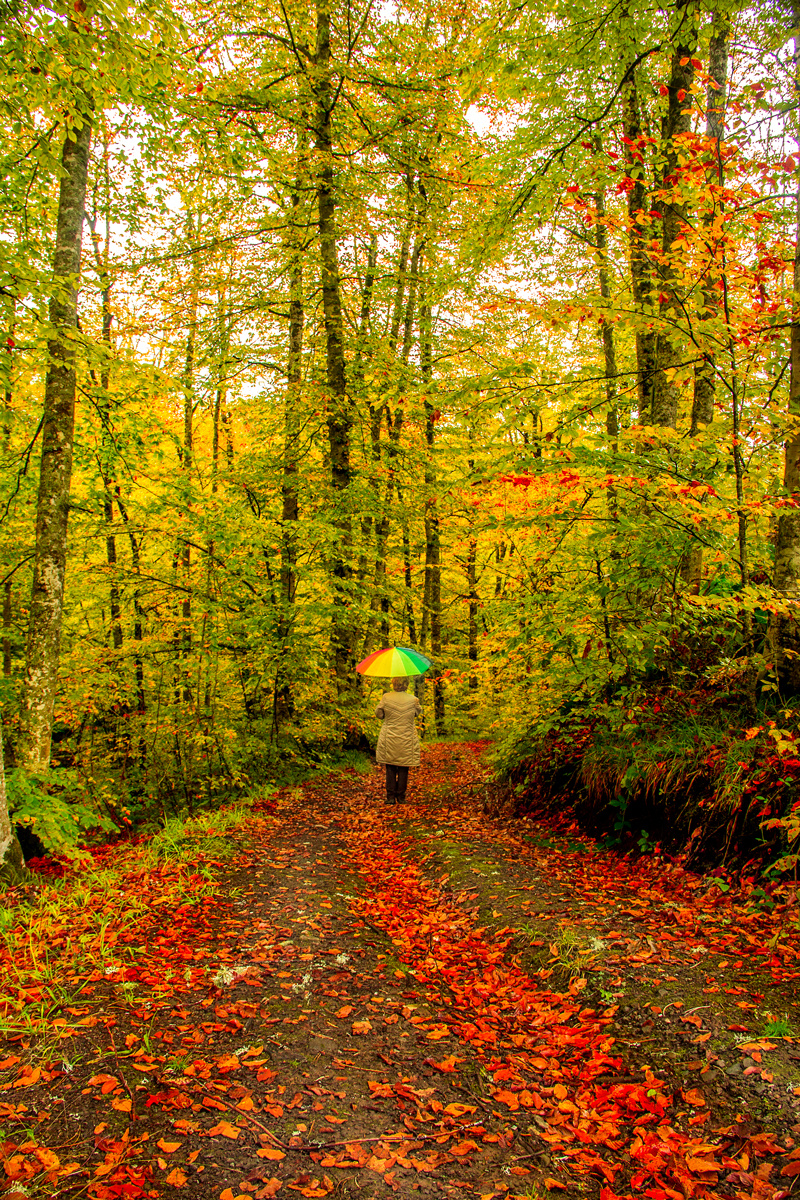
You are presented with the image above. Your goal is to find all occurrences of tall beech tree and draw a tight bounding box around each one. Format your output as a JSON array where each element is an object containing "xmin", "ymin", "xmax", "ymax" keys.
[{"xmin": 19, "ymin": 106, "xmax": 93, "ymax": 775}]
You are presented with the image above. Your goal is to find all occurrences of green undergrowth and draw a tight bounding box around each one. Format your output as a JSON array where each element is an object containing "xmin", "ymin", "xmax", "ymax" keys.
[{"xmin": 496, "ymin": 684, "xmax": 800, "ymax": 872}]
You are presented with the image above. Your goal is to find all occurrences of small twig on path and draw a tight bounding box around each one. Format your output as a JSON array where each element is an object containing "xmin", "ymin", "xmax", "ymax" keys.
[
  {"xmin": 242, "ymin": 1121, "xmax": 488, "ymax": 1156},
  {"xmin": 107, "ymin": 1029, "xmax": 138, "ymax": 1120}
]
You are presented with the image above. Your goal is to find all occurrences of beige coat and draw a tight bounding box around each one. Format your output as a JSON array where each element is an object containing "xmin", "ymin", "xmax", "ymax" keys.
[{"xmin": 375, "ymin": 691, "xmax": 422, "ymax": 767}]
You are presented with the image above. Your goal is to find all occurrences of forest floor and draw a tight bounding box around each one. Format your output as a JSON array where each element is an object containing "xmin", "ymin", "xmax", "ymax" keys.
[{"xmin": 2, "ymin": 741, "xmax": 800, "ymax": 1200}]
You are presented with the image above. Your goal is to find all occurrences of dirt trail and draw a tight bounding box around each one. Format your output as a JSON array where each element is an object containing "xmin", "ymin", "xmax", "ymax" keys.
[{"xmin": 2, "ymin": 742, "xmax": 800, "ymax": 1200}]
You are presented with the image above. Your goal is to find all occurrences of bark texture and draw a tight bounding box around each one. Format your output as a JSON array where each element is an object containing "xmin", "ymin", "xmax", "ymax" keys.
[
  {"xmin": 20, "ymin": 111, "xmax": 92, "ymax": 773},
  {"xmin": 622, "ymin": 70, "xmax": 656, "ymax": 423},
  {"xmin": 314, "ymin": 0, "xmax": 352, "ymax": 685},
  {"xmin": 691, "ymin": 13, "xmax": 729, "ymax": 434},
  {"xmin": 651, "ymin": 1, "xmax": 697, "ymax": 429},
  {"xmin": 773, "ymin": 0, "xmax": 800, "ymax": 690}
]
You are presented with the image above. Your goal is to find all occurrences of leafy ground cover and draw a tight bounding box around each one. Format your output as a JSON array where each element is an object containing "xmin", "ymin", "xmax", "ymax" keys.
[
  {"xmin": 497, "ymin": 684, "xmax": 800, "ymax": 872},
  {"xmin": 1, "ymin": 742, "xmax": 799, "ymax": 1200}
]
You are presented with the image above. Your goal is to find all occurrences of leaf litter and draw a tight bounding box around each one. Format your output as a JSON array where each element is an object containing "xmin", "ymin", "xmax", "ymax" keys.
[{"xmin": 0, "ymin": 741, "xmax": 798, "ymax": 1200}]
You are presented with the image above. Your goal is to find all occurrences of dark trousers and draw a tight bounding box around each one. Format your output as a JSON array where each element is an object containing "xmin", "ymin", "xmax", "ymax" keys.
[{"xmin": 386, "ymin": 764, "xmax": 409, "ymax": 802}]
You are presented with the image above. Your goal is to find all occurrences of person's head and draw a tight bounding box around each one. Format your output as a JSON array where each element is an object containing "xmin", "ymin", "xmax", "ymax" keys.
[{"xmin": 392, "ymin": 677, "xmax": 409, "ymax": 692}]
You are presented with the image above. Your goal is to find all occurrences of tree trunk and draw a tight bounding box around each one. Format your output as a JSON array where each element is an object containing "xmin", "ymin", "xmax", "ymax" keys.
[
  {"xmin": 177, "ymin": 216, "xmax": 199, "ymax": 704},
  {"xmin": 314, "ymin": 0, "xmax": 352, "ymax": 685},
  {"xmin": 772, "ymin": 0, "xmax": 800, "ymax": 691},
  {"xmin": 420, "ymin": 276, "xmax": 444, "ymax": 731},
  {"xmin": 0, "ymin": 724, "xmax": 25, "ymax": 882},
  {"xmin": 356, "ymin": 236, "xmax": 379, "ymax": 591},
  {"xmin": 280, "ymin": 125, "xmax": 307, "ymax": 624},
  {"xmin": 467, "ymin": 533, "xmax": 478, "ymax": 691},
  {"xmin": 685, "ymin": 15, "xmax": 730, "ymax": 593},
  {"xmin": 594, "ymin": 144, "xmax": 619, "ymax": 455},
  {"xmin": 275, "ymin": 131, "xmax": 307, "ymax": 726},
  {"xmin": 402, "ymin": 518, "xmax": 416, "ymax": 644},
  {"xmin": 651, "ymin": 0, "xmax": 697, "ymax": 429},
  {"xmin": 20, "ymin": 109, "xmax": 92, "ymax": 774},
  {"xmin": 365, "ymin": 190, "xmax": 425, "ymax": 653},
  {"xmin": 90, "ymin": 143, "xmax": 123, "ymax": 652},
  {"xmin": 115, "ymin": 491, "xmax": 146, "ymax": 717},
  {"xmin": 622, "ymin": 68, "xmax": 656, "ymax": 423},
  {"xmin": 691, "ymin": 13, "xmax": 729, "ymax": 434},
  {"xmin": 3, "ymin": 301, "xmax": 14, "ymax": 678}
]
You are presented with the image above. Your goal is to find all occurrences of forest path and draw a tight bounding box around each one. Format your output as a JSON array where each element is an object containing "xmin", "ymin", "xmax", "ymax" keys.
[{"xmin": 2, "ymin": 742, "xmax": 800, "ymax": 1200}]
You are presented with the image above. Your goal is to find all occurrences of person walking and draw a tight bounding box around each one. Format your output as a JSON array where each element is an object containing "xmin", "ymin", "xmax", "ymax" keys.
[{"xmin": 375, "ymin": 677, "xmax": 422, "ymax": 804}]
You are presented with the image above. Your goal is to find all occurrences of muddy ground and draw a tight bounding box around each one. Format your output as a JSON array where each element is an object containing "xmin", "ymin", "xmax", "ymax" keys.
[{"xmin": 1, "ymin": 741, "xmax": 799, "ymax": 1200}]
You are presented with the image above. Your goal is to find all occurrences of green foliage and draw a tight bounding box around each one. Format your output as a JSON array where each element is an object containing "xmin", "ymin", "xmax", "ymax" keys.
[
  {"xmin": 6, "ymin": 770, "xmax": 116, "ymax": 861},
  {"xmin": 763, "ymin": 1016, "xmax": 792, "ymax": 1038}
]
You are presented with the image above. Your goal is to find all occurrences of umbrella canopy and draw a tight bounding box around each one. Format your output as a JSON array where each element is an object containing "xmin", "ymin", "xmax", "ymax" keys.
[{"xmin": 356, "ymin": 645, "xmax": 432, "ymax": 678}]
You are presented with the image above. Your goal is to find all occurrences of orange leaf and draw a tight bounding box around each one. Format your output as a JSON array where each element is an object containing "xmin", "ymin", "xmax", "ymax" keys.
[
  {"xmin": 681, "ymin": 1088, "xmax": 705, "ymax": 1107},
  {"xmin": 426, "ymin": 1056, "xmax": 460, "ymax": 1072},
  {"xmin": 88, "ymin": 1074, "xmax": 117, "ymax": 1089},
  {"xmin": 544, "ymin": 1179, "xmax": 567, "ymax": 1191},
  {"xmin": 450, "ymin": 1140, "xmax": 479, "ymax": 1157},
  {"xmin": 334, "ymin": 1006, "xmax": 353, "ymax": 1019},
  {"xmin": 685, "ymin": 1156, "xmax": 719, "ymax": 1173},
  {"xmin": 553, "ymin": 1084, "xmax": 568, "ymax": 1101},
  {"xmin": 111, "ymin": 1097, "xmax": 132, "ymax": 1113},
  {"xmin": 257, "ymin": 1147, "xmax": 286, "ymax": 1161},
  {"xmin": 165, "ymin": 1168, "xmax": 187, "ymax": 1187},
  {"xmin": 444, "ymin": 1102, "xmax": 477, "ymax": 1117},
  {"xmin": 425, "ymin": 1026, "xmax": 450, "ymax": 1041},
  {"xmin": 157, "ymin": 1140, "xmax": 181, "ymax": 1153},
  {"xmin": 351, "ymin": 1020, "xmax": 371, "ymax": 1035},
  {"xmin": 216, "ymin": 1055, "xmax": 240, "ymax": 1072},
  {"xmin": 493, "ymin": 1089, "xmax": 519, "ymax": 1111},
  {"xmin": 208, "ymin": 1120, "xmax": 240, "ymax": 1139}
]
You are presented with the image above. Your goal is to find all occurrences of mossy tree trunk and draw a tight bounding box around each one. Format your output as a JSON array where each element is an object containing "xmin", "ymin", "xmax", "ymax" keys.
[{"xmin": 20, "ymin": 109, "xmax": 93, "ymax": 774}]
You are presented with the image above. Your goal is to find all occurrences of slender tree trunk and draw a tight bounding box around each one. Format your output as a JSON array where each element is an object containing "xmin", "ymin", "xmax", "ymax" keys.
[
  {"xmin": 356, "ymin": 236, "xmax": 379, "ymax": 591},
  {"xmin": 3, "ymin": 301, "xmax": 14, "ymax": 678},
  {"xmin": 467, "ymin": 533, "xmax": 478, "ymax": 691},
  {"xmin": 0, "ymin": 303, "xmax": 23, "ymax": 871},
  {"xmin": 91, "ymin": 146, "xmax": 123, "ymax": 652},
  {"xmin": 691, "ymin": 13, "xmax": 729, "ymax": 433},
  {"xmin": 2, "ymin": 584, "xmax": 11, "ymax": 679},
  {"xmin": 280, "ymin": 134, "xmax": 306, "ymax": 624},
  {"xmin": 420, "ymin": 275, "xmax": 444, "ymax": 730},
  {"xmin": 622, "ymin": 69, "xmax": 656, "ymax": 423},
  {"xmin": 115, "ymin": 492, "xmax": 146, "ymax": 717},
  {"xmin": 651, "ymin": 1, "xmax": 697, "ymax": 429},
  {"xmin": 177, "ymin": 217, "xmax": 199, "ymax": 703},
  {"xmin": 276, "ymin": 132, "xmax": 307, "ymax": 725},
  {"xmin": 20, "ymin": 109, "xmax": 93, "ymax": 773},
  {"xmin": 683, "ymin": 16, "xmax": 730, "ymax": 594},
  {"xmin": 594, "ymin": 147, "xmax": 619, "ymax": 456},
  {"xmin": 314, "ymin": 0, "xmax": 352, "ymax": 685},
  {"xmin": 365, "ymin": 194, "xmax": 425, "ymax": 651},
  {"xmin": 772, "ymin": 0, "xmax": 800, "ymax": 690},
  {"xmin": 401, "ymin": 518, "xmax": 416, "ymax": 643}
]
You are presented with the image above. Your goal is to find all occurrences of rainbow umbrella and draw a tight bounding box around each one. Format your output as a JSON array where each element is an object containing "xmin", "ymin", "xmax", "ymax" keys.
[{"xmin": 356, "ymin": 645, "xmax": 432, "ymax": 678}]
